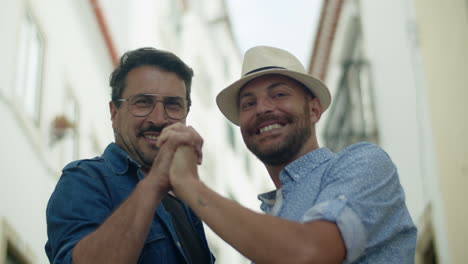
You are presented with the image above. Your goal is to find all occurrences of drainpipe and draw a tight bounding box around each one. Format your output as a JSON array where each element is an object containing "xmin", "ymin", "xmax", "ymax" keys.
[
  {"xmin": 89, "ymin": 0, "xmax": 119, "ymax": 66},
  {"xmin": 308, "ymin": 0, "xmax": 343, "ymax": 81}
]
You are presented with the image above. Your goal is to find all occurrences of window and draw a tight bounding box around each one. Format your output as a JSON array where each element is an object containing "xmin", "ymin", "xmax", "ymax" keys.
[
  {"xmin": 15, "ymin": 10, "xmax": 44, "ymax": 125},
  {"xmin": 322, "ymin": 17, "xmax": 379, "ymax": 152}
]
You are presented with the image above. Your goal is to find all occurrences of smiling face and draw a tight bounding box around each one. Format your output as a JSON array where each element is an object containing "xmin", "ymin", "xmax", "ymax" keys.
[
  {"xmin": 110, "ymin": 65, "xmax": 187, "ymax": 170},
  {"xmin": 238, "ymin": 74, "xmax": 322, "ymax": 166}
]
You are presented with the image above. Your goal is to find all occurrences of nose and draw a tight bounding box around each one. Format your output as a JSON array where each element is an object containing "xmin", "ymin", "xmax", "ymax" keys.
[
  {"xmin": 145, "ymin": 101, "xmax": 169, "ymax": 125},
  {"xmin": 255, "ymin": 97, "xmax": 275, "ymax": 116}
]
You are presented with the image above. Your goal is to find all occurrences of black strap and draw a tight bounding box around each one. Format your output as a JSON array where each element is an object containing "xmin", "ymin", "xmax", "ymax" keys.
[
  {"xmin": 244, "ymin": 66, "xmax": 286, "ymax": 76},
  {"xmin": 162, "ymin": 195, "xmax": 211, "ymax": 264}
]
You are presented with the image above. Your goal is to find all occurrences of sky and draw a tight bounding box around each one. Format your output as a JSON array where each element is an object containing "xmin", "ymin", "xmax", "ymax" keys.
[{"xmin": 224, "ymin": 0, "xmax": 323, "ymax": 67}]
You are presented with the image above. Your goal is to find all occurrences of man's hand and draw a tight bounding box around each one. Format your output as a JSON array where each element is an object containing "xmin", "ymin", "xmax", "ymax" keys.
[
  {"xmin": 144, "ymin": 123, "xmax": 203, "ymax": 193},
  {"xmin": 170, "ymin": 146, "xmax": 199, "ymax": 192},
  {"xmin": 156, "ymin": 123, "xmax": 203, "ymax": 165}
]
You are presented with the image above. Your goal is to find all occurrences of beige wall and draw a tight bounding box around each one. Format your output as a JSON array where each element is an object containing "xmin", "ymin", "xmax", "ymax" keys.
[{"xmin": 414, "ymin": 0, "xmax": 468, "ymax": 263}]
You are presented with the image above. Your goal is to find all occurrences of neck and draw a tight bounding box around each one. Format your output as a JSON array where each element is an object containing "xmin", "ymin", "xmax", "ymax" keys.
[{"xmin": 265, "ymin": 164, "xmax": 285, "ymax": 189}]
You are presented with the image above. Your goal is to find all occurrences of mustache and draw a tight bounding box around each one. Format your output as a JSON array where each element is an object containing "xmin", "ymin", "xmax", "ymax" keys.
[{"xmin": 137, "ymin": 124, "xmax": 166, "ymax": 137}]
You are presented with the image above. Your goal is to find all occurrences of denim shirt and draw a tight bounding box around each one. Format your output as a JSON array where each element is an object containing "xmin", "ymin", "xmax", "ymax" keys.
[
  {"xmin": 45, "ymin": 143, "xmax": 215, "ymax": 264},
  {"xmin": 258, "ymin": 142, "xmax": 417, "ymax": 263}
]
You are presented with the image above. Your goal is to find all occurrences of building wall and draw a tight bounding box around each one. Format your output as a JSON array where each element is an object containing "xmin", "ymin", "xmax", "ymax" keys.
[
  {"xmin": 0, "ymin": 0, "xmax": 271, "ymax": 263},
  {"xmin": 413, "ymin": 0, "xmax": 468, "ymax": 263},
  {"xmin": 314, "ymin": 0, "xmax": 457, "ymax": 263},
  {"xmin": 319, "ymin": 0, "xmax": 432, "ymax": 220},
  {"xmin": 0, "ymin": 0, "xmax": 115, "ymax": 263}
]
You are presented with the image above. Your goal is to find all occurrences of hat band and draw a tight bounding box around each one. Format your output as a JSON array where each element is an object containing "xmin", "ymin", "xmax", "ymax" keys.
[{"xmin": 243, "ymin": 66, "xmax": 286, "ymax": 76}]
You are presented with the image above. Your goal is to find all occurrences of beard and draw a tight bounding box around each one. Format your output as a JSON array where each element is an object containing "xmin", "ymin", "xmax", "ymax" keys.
[
  {"xmin": 137, "ymin": 144, "xmax": 159, "ymax": 168},
  {"xmin": 242, "ymin": 104, "xmax": 312, "ymax": 166}
]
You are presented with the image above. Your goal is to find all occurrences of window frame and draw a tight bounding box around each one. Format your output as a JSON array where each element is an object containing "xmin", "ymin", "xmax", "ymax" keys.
[{"xmin": 14, "ymin": 8, "xmax": 45, "ymax": 126}]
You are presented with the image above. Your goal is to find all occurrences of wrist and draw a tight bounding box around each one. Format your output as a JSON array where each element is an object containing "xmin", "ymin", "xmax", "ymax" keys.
[
  {"xmin": 172, "ymin": 176, "xmax": 202, "ymax": 202},
  {"xmin": 139, "ymin": 175, "xmax": 169, "ymax": 197}
]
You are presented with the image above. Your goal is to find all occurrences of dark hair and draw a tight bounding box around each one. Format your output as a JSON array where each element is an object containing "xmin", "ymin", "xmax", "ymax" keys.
[{"xmin": 110, "ymin": 47, "xmax": 194, "ymax": 111}]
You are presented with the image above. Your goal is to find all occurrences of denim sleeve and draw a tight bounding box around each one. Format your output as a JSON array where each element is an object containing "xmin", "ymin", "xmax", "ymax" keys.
[
  {"xmin": 45, "ymin": 165, "xmax": 112, "ymax": 264},
  {"xmin": 301, "ymin": 143, "xmax": 415, "ymax": 263}
]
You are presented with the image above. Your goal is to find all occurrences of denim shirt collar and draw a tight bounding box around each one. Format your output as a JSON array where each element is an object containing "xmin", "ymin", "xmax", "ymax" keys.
[{"xmin": 102, "ymin": 143, "xmax": 141, "ymax": 175}]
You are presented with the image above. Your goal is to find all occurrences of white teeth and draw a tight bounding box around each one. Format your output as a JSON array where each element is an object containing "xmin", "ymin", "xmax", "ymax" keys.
[
  {"xmin": 259, "ymin": 124, "xmax": 282, "ymax": 134},
  {"xmin": 144, "ymin": 135, "xmax": 158, "ymax": 140}
]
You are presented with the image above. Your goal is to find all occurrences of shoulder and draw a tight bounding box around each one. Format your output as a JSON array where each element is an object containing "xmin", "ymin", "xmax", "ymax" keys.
[
  {"xmin": 61, "ymin": 156, "xmax": 106, "ymax": 178},
  {"xmin": 61, "ymin": 143, "xmax": 126, "ymax": 174},
  {"xmin": 48, "ymin": 156, "xmax": 114, "ymax": 214},
  {"xmin": 335, "ymin": 142, "xmax": 394, "ymax": 169},
  {"xmin": 339, "ymin": 142, "xmax": 389, "ymax": 158},
  {"xmin": 63, "ymin": 156, "xmax": 103, "ymax": 170},
  {"xmin": 324, "ymin": 142, "xmax": 398, "ymax": 186}
]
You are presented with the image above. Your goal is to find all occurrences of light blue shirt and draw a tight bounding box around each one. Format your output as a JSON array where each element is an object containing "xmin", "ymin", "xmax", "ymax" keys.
[{"xmin": 258, "ymin": 142, "xmax": 417, "ymax": 263}]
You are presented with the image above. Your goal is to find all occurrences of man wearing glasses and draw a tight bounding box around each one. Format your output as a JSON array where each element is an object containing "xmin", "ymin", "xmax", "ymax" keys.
[{"xmin": 45, "ymin": 48, "xmax": 215, "ymax": 264}]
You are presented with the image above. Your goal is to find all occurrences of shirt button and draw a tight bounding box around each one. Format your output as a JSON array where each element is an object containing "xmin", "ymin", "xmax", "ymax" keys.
[{"xmin": 338, "ymin": 195, "xmax": 346, "ymax": 200}]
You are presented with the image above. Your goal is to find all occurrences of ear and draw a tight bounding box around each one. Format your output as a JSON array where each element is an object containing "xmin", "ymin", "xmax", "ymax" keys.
[
  {"xmin": 308, "ymin": 97, "xmax": 323, "ymax": 123},
  {"xmin": 109, "ymin": 101, "xmax": 118, "ymax": 129}
]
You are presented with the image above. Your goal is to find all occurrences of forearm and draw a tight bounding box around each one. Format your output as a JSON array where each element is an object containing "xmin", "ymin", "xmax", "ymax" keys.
[
  {"xmin": 169, "ymin": 146, "xmax": 344, "ymax": 263},
  {"xmin": 174, "ymin": 179, "xmax": 343, "ymax": 264},
  {"xmin": 72, "ymin": 178, "xmax": 164, "ymax": 264}
]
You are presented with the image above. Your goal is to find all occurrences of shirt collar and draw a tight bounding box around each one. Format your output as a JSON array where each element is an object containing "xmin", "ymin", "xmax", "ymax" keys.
[
  {"xmin": 102, "ymin": 143, "xmax": 141, "ymax": 175},
  {"xmin": 258, "ymin": 148, "xmax": 334, "ymax": 213},
  {"xmin": 257, "ymin": 189, "xmax": 277, "ymax": 214},
  {"xmin": 258, "ymin": 189, "xmax": 277, "ymax": 205},
  {"xmin": 280, "ymin": 147, "xmax": 334, "ymax": 184}
]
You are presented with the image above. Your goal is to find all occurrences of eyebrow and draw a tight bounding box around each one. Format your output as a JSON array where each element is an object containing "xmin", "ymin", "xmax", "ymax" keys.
[
  {"xmin": 136, "ymin": 94, "xmax": 183, "ymax": 99},
  {"xmin": 239, "ymin": 82, "xmax": 290, "ymax": 101}
]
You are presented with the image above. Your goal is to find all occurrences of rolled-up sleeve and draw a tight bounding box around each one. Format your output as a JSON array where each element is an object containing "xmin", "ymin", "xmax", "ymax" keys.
[
  {"xmin": 301, "ymin": 196, "xmax": 366, "ymax": 263},
  {"xmin": 300, "ymin": 143, "xmax": 415, "ymax": 263}
]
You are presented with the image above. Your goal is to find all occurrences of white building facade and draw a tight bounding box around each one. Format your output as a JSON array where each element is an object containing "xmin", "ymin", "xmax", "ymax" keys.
[
  {"xmin": 1, "ymin": 0, "xmax": 271, "ymax": 263},
  {"xmin": 310, "ymin": 0, "xmax": 467, "ymax": 263},
  {"xmin": 0, "ymin": 0, "xmax": 114, "ymax": 263}
]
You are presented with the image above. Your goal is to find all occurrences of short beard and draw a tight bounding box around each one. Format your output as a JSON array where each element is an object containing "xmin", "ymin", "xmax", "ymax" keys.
[{"xmin": 243, "ymin": 104, "xmax": 312, "ymax": 166}]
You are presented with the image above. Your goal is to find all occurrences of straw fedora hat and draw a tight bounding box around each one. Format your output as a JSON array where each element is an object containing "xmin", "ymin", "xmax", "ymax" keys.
[{"xmin": 216, "ymin": 46, "xmax": 331, "ymax": 125}]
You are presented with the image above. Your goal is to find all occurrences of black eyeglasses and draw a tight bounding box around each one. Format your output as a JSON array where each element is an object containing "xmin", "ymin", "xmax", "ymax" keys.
[{"xmin": 116, "ymin": 93, "xmax": 188, "ymax": 120}]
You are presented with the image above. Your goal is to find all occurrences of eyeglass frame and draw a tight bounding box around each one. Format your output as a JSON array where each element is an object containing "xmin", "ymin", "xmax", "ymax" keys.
[{"xmin": 115, "ymin": 93, "xmax": 189, "ymax": 120}]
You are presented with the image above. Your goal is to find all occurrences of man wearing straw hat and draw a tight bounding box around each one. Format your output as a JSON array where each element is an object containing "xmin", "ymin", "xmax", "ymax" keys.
[{"xmin": 161, "ymin": 46, "xmax": 416, "ymax": 263}]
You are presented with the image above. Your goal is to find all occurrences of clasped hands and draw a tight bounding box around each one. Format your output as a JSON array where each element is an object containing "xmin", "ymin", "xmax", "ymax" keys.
[{"xmin": 146, "ymin": 123, "xmax": 203, "ymax": 196}]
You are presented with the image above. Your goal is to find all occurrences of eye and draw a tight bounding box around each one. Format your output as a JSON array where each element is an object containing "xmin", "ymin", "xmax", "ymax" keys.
[
  {"xmin": 240, "ymin": 99, "xmax": 256, "ymax": 110},
  {"xmin": 164, "ymin": 97, "xmax": 185, "ymax": 110},
  {"xmin": 132, "ymin": 96, "xmax": 153, "ymax": 107},
  {"xmin": 272, "ymin": 91, "xmax": 288, "ymax": 99}
]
